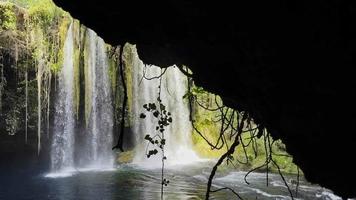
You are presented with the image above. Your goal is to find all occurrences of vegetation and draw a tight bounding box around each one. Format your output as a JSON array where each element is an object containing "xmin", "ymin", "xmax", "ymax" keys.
[
  {"xmin": 0, "ymin": 1, "xmax": 123, "ymax": 153},
  {"xmin": 189, "ymin": 85, "xmax": 298, "ymax": 175},
  {"xmin": 1, "ymin": 2, "xmax": 300, "ymax": 199},
  {"xmin": 0, "ymin": 2, "xmax": 17, "ymax": 30},
  {"xmin": 139, "ymin": 80, "xmax": 173, "ymax": 200}
]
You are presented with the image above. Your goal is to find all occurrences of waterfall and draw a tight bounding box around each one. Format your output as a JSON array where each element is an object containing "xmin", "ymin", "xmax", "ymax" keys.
[
  {"xmin": 83, "ymin": 29, "xmax": 114, "ymax": 168},
  {"xmin": 47, "ymin": 26, "xmax": 114, "ymax": 177},
  {"xmin": 129, "ymin": 47, "xmax": 200, "ymax": 168},
  {"xmin": 49, "ymin": 23, "xmax": 75, "ymax": 175}
]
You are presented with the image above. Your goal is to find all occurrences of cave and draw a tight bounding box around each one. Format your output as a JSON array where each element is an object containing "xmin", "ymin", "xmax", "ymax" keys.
[{"xmin": 50, "ymin": 1, "xmax": 356, "ymax": 199}]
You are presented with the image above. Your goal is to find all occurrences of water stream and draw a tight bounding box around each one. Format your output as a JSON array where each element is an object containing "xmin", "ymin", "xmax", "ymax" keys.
[
  {"xmin": 1, "ymin": 162, "xmax": 348, "ymax": 200},
  {"xmin": 83, "ymin": 29, "xmax": 114, "ymax": 169},
  {"xmin": 49, "ymin": 23, "xmax": 75, "ymax": 176},
  {"xmin": 48, "ymin": 27, "xmax": 114, "ymax": 177}
]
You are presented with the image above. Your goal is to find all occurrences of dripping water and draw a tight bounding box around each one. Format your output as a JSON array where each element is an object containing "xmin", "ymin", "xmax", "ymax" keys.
[{"xmin": 82, "ymin": 30, "xmax": 114, "ymax": 169}]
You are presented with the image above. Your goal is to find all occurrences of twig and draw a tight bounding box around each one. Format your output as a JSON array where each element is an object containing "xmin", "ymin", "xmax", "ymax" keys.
[
  {"xmin": 271, "ymin": 159, "xmax": 294, "ymax": 200},
  {"xmin": 211, "ymin": 187, "xmax": 244, "ymax": 200},
  {"xmin": 205, "ymin": 113, "xmax": 248, "ymax": 200},
  {"xmin": 143, "ymin": 66, "xmax": 168, "ymax": 80}
]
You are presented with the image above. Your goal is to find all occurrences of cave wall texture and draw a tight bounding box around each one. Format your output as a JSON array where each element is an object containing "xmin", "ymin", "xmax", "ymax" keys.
[{"xmin": 52, "ymin": 1, "xmax": 356, "ymax": 198}]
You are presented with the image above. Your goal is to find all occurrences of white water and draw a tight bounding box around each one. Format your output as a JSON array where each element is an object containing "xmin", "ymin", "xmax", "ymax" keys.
[
  {"xmin": 48, "ymin": 27, "xmax": 114, "ymax": 177},
  {"xmin": 129, "ymin": 46, "xmax": 200, "ymax": 168},
  {"xmin": 49, "ymin": 23, "xmax": 75, "ymax": 174},
  {"xmin": 83, "ymin": 30, "xmax": 114, "ymax": 168}
]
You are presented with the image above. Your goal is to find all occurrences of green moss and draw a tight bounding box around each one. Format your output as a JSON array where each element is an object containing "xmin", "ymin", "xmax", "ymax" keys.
[
  {"xmin": 123, "ymin": 44, "xmax": 135, "ymax": 126},
  {"xmin": 0, "ymin": 2, "xmax": 17, "ymax": 30},
  {"xmin": 190, "ymin": 90, "xmax": 226, "ymax": 158},
  {"xmin": 191, "ymin": 86, "xmax": 299, "ymax": 175},
  {"xmin": 28, "ymin": 0, "xmax": 58, "ymax": 29},
  {"xmin": 49, "ymin": 16, "xmax": 71, "ymax": 73},
  {"xmin": 117, "ymin": 150, "xmax": 134, "ymax": 164},
  {"xmin": 108, "ymin": 55, "xmax": 116, "ymax": 92}
]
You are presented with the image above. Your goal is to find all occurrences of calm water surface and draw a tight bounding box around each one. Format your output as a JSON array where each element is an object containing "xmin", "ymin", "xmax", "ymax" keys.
[{"xmin": 0, "ymin": 162, "xmax": 346, "ymax": 200}]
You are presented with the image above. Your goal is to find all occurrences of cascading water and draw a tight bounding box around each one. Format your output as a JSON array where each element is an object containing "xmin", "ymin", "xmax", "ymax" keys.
[
  {"xmin": 48, "ymin": 26, "xmax": 114, "ymax": 177},
  {"xmin": 49, "ymin": 23, "xmax": 75, "ymax": 175},
  {"xmin": 129, "ymin": 47, "xmax": 200, "ymax": 168},
  {"xmin": 83, "ymin": 30, "xmax": 114, "ymax": 169}
]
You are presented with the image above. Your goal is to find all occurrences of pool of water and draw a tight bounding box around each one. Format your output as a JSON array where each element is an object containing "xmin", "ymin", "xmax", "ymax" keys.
[{"xmin": 0, "ymin": 162, "xmax": 347, "ymax": 200}]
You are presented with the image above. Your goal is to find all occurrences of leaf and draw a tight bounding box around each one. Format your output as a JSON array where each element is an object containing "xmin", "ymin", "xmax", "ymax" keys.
[
  {"xmin": 148, "ymin": 149, "xmax": 158, "ymax": 156},
  {"xmin": 161, "ymin": 139, "xmax": 166, "ymax": 145},
  {"xmin": 149, "ymin": 103, "xmax": 156, "ymax": 110},
  {"xmin": 153, "ymin": 111, "xmax": 159, "ymax": 118},
  {"xmin": 140, "ymin": 113, "xmax": 146, "ymax": 119},
  {"xmin": 167, "ymin": 112, "xmax": 171, "ymax": 116},
  {"xmin": 168, "ymin": 117, "xmax": 172, "ymax": 123},
  {"xmin": 160, "ymin": 103, "xmax": 165, "ymax": 111},
  {"xmin": 144, "ymin": 134, "xmax": 151, "ymax": 140},
  {"xmin": 143, "ymin": 104, "xmax": 148, "ymax": 109}
]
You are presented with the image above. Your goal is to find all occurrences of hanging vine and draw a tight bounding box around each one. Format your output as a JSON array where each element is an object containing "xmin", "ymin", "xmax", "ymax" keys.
[
  {"xmin": 184, "ymin": 73, "xmax": 300, "ymax": 200},
  {"xmin": 139, "ymin": 68, "xmax": 172, "ymax": 200}
]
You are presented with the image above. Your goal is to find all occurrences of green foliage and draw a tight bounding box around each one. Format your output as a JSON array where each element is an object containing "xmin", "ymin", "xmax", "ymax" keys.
[
  {"xmin": 0, "ymin": 0, "xmax": 72, "ymax": 140},
  {"xmin": 183, "ymin": 86, "xmax": 205, "ymax": 99},
  {"xmin": 122, "ymin": 44, "xmax": 136, "ymax": 126},
  {"xmin": 0, "ymin": 2, "xmax": 17, "ymax": 30},
  {"xmin": 140, "ymin": 98, "xmax": 172, "ymax": 192},
  {"xmin": 49, "ymin": 17, "xmax": 71, "ymax": 73},
  {"xmin": 141, "ymin": 100, "xmax": 173, "ymax": 155},
  {"xmin": 28, "ymin": 0, "xmax": 58, "ymax": 29},
  {"xmin": 191, "ymin": 85, "xmax": 299, "ymax": 175},
  {"xmin": 8, "ymin": 0, "xmax": 41, "ymax": 8}
]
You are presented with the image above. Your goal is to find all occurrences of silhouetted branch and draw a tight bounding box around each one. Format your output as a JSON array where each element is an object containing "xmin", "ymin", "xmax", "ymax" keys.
[
  {"xmin": 177, "ymin": 64, "xmax": 193, "ymax": 77},
  {"xmin": 143, "ymin": 66, "xmax": 168, "ymax": 80},
  {"xmin": 205, "ymin": 113, "xmax": 248, "ymax": 200},
  {"xmin": 271, "ymin": 158, "xmax": 294, "ymax": 200},
  {"xmin": 211, "ymin": 187, "xmax": 244, "ymax": 200}
]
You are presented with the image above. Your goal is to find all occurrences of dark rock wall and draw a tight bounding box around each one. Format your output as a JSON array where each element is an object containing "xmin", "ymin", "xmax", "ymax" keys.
[{"xmin": 53, "ymin": 1, "xmax": 356, "ymax": 198}]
